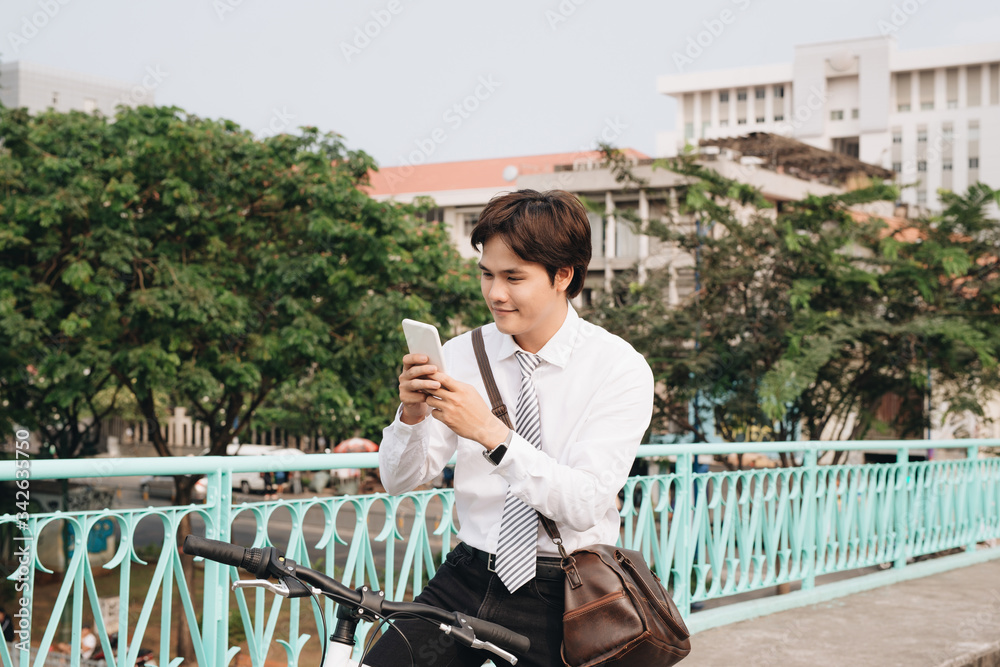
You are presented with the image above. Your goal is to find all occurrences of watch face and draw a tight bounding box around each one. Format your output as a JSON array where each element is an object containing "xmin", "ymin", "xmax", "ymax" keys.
[{"xmin": 490, "ymin": 444, "xmax": 507, "ymax": 463}]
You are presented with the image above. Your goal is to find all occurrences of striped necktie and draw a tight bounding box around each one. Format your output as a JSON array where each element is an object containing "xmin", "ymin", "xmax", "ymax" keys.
[{"xmin": 494, "ymin": 351, "xmax": 543, "ymax": 593}]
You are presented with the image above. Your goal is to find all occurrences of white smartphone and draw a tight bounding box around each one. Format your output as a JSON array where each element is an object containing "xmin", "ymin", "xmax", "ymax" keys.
[{"xmin": 401, "ymin": 319, "xmax": 447, "ymax": 374}]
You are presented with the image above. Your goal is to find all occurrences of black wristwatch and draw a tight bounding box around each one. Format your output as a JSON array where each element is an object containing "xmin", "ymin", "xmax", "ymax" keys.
[{"xmin": 483, "ymin": 429, "xmax": 513, "ymax": 466}]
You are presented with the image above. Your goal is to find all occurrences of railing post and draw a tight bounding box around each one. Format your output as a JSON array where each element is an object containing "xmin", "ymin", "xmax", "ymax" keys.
[
  {"xmin": 202, "ymin": 468, "xmax": 233, "ymax": 665},
  {"xmin": 675, "ymin": 452, "xmax": 693, "ymax": 618},
  {"xmin": 967, "ymin": 445, "xmax": 980, "ymax": 553},
  {"xmin": 894, "ymin": 447, "xmax": 910, "ymax": 570},
  {"xmin": 801, "ymin": 448, "xmax": 817, "ymax": 591}
]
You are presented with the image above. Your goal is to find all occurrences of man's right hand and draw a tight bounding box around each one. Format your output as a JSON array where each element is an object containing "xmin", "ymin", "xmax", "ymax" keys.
[{"xmin": 398, "ymin": 354, "xmax": 441, "ymax": 425}]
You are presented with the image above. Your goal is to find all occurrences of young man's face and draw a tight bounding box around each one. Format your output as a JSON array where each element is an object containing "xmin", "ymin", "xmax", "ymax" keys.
[{"xmin": 479, "ymin": 237, "xmax": 572, "ymax": 353}]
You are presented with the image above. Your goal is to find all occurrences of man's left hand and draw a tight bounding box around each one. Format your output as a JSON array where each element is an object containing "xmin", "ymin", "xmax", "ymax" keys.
[{"xmin": 425, "ymin": 373, "xmax": 509, "ymax": 448}]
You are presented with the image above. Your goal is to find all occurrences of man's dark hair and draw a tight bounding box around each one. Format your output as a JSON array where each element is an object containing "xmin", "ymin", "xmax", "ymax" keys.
[{"xmin": 470, "ymin": 189, "xmax": 592, "ymax": 299}]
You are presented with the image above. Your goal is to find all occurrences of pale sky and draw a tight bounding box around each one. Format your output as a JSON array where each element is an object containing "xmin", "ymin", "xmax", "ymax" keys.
[{"xmin": 2, "ymin": 0, "xmax": 998, "ymax": 168}]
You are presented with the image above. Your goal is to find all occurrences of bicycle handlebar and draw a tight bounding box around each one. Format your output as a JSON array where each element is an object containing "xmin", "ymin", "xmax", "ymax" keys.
[{"xmin": 182, "ymin": 535, "xmax": 531, "ymax": 659}]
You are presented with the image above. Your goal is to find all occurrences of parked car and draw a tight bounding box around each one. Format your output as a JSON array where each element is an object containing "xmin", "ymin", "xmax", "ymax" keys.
[
  {"xmin": 139, "ymin": 474, "xmax": 207, "ymax": 502},
  {"xmin": 227, "ymin": 444, "xmax": 305, "ymax": 494}
]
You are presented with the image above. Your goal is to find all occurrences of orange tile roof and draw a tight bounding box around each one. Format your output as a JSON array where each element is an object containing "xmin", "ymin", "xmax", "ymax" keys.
[
  {"xmin": 365, "ymin": 149, "xmax": 650, "ymax": 196},
  {"xmin": 849, "ymin": 210, "xmax": 922, "ymax": 241}
]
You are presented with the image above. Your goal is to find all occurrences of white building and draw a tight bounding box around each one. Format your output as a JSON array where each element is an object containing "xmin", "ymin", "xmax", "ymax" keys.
[
  {"xmin": 658, "ymin": 37, "xmax": 1000, "ymax": 209},
  {"xmin": 0, "ymin": 61, "xmax": 155, "ymax": 115}
]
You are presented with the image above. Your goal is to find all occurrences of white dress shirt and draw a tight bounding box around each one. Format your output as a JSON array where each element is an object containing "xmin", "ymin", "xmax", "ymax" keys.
[{"xmin": 379, "ymin": 305, "xmax": 654, "ymax": 556}]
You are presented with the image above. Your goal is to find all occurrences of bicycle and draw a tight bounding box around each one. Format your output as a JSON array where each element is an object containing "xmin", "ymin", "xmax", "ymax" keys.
[{"xmin": 182, "ymin": 536, "xmax": 530, "ymax": 666}]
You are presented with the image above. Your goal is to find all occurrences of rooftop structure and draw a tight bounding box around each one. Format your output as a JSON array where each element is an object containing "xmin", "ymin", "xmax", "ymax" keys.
[{"xmin": 658, "ymin": 37, "xmax": 1000, "ymax": 210}]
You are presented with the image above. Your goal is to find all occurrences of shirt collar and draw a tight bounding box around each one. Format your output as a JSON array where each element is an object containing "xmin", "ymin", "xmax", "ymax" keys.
[{"xmin": 495, "ymin": 302, "xmax": 581, "ymax": 369}]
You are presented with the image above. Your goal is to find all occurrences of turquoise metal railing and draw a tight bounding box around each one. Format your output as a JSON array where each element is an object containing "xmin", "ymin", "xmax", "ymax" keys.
[{"xmin": 2, "ymin": 439, "xmax": 999, "ymax": 666}]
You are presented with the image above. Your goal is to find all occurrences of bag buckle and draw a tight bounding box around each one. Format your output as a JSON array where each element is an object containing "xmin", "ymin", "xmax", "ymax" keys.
[{"xmin": 487, "ymin": 552, "xmax": 497, "ymax": 572}]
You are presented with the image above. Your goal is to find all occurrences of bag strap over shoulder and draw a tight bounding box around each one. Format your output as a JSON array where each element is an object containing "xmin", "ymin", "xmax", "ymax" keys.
[
  {"xmin": 470, "ymin": 327, "xmax": 582, "ymax": 584},
  {"xmin": 472, "ymin": 327, "xmax": 513, "ymax": 429}
]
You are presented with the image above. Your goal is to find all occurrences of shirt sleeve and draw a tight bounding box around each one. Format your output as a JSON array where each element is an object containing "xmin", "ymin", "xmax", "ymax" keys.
[
  {"xmin": 491, "ymin": 352, "xmax": 654, "ymax": 532},
  {"xmin": 378, "ymin": 407, "xmax": 458, "ymax": 495}
]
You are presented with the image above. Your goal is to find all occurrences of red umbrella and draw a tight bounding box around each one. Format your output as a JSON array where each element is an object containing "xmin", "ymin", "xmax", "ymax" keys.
[{"xmin": 333, "ymin": 437, "xmax": 378, "ymax": 453}]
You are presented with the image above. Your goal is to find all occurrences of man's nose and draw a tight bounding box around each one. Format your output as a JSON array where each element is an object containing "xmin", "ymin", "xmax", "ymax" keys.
[{"xmin": 488, "ymin": 282, "xmax": 508, "ymax": 302}]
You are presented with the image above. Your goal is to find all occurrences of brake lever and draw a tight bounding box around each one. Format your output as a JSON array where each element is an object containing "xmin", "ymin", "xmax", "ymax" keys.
[
  {"xmin": 438, "ymin": 623, "xmax": 518, "ymax": 665},
  {"xmin": 471, "ymin": 638, "xmax": 517, "ymax": 665},
  {"xmin": 233, "ymin": 579, "xmax": 290, "ymax": 597},
  {"xmin": 233, "ymin": 577, "xmax": 317, "ymax": 598}
]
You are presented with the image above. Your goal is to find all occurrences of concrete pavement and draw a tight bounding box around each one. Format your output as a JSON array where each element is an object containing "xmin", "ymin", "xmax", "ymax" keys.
[{"xmin": 683, "ymin": 558, "xmax": 1000, "ymax": 666}]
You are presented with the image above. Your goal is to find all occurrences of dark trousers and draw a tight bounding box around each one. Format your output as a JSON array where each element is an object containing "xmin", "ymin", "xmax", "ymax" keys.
[{"xmin": 363, "ymin": 543, "xmax": 564, "ymax": 667}]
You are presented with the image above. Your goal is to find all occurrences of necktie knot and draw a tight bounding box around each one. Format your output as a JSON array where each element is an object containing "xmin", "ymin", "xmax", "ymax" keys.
[{"xmin": 516, "ymin": 351, "xmax": 541, "ymax": 379}]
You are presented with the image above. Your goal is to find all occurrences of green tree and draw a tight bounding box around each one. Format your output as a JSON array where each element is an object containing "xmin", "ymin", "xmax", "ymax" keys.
[
  {"xmin": 1, "ymin": 103, "xmax": 486, "ymax": 465},
  {"xmin": 0, "ymin": 103, "xmax": 487, "ymax": 658},
  {"xmin": 588, "ymin": 157, "xmax": 1000, "ymax": 462}
]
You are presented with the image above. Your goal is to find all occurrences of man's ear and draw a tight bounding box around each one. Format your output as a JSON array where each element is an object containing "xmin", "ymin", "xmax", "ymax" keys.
[{"xmin": 554, "ymin": 266, "xmax": 574, "ymax": 293}]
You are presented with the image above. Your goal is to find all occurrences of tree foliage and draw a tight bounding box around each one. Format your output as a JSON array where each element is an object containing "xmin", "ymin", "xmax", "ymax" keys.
[
  {"xmin": 0, "ymin": 105, "xmax": 488, "ymax": 465},
  {"xmin": 589, "ymin": 156, "xmax": 1000, "ymax": 452}
]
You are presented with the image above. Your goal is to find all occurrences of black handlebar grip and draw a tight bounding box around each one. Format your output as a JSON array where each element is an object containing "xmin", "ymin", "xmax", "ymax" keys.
[
  {"xmin": 183, "ymin": 535, "xmax": 246, "ymax": 568},
  {"xmin": 464, "ymin": 616, "xmax": 531, "ymax": 656}
]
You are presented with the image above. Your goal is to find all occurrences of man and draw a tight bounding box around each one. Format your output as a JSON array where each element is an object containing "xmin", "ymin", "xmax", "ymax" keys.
[{"xmin": 367, "ymin": 189, "xmax": 654, "ymax": 667}]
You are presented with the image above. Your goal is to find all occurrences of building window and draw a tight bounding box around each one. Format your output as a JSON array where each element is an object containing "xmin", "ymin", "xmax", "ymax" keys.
[
  {"xmin": 461, "ymin": 212, "xmax": 479, "ymax": 236},
  {"xmin": 851, "ymin": 108, "xmax": 859, "ymax": 119},
  {"xmin": 684, "ymin": 122, "xmax": 695, "ymax": 139},
  {"xmin": 921, "ymin": 101, "xmax": 934, "ymax": 110},
  {"xmin": 969, "ymin": 157, "xmax": 980, "ymax": 168},
  {"xmin": 969, "ymin": 124, "xmax": 980, "ymax": 140},
  {"xmin": 773, "ymin": 114, "xmax": 784, "ymax": 122},
  {"xmin": 755, "ymin": 87, "xmax": 766, "ymax": 100},
  {"xmin": 701, "ymin": 121, "xmax": 711, "ymax": 137},
  {"xmin": 898, "ymin": 103, "xmax": 911, "ymax": 112},
  {"xmin": 737, "ymin": 89, "xmax": 747, "ymax": 101},
  {"xmin": 892, "ymin": 161, "xmax": 902, "ymax": 172},
  {"xmin": 942, "ymin": 127, "xmax": 954, "ymax": 142},
  {"xmin": 917, "ymin": 161, "xmax": 927, "ymax": 172},
  {"xmin": 947, "ymin": 100, "xmax": 958, "ymax": 109},
  {"xmin": 719, "ymin": 119, "xmax": 728, "ymax": 127},
  {"xmin": 917, "ymin": 190, "xmax": 927, "ymax": 204},
  {"xmin": 719, "ymin": 91, "xmax": 729, "ymax": 103},
  {"xmin": 942, "ymin": 160, "xmax": 953, "ymax": 171},
  {"xmin": 892, "ymin": 132, "xmax": 902, "ymax": 143},
  {"xmin": 756, "ymin": 116, "xmax": 765, "ymax": 123},
  {"xmin": 737, "ymin": 118, "xmax": 747, "ymax": 125},
  {"xmin": 830, "ymin": 110, "xmax": 844, "ymax": 120},
  {"xmin": 774, "ymin": 85, "xmax": 785, "ymax": 98},
  {"xmin": 917, "ymin": 130, "xmax": 927, "ymax": 142}
]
